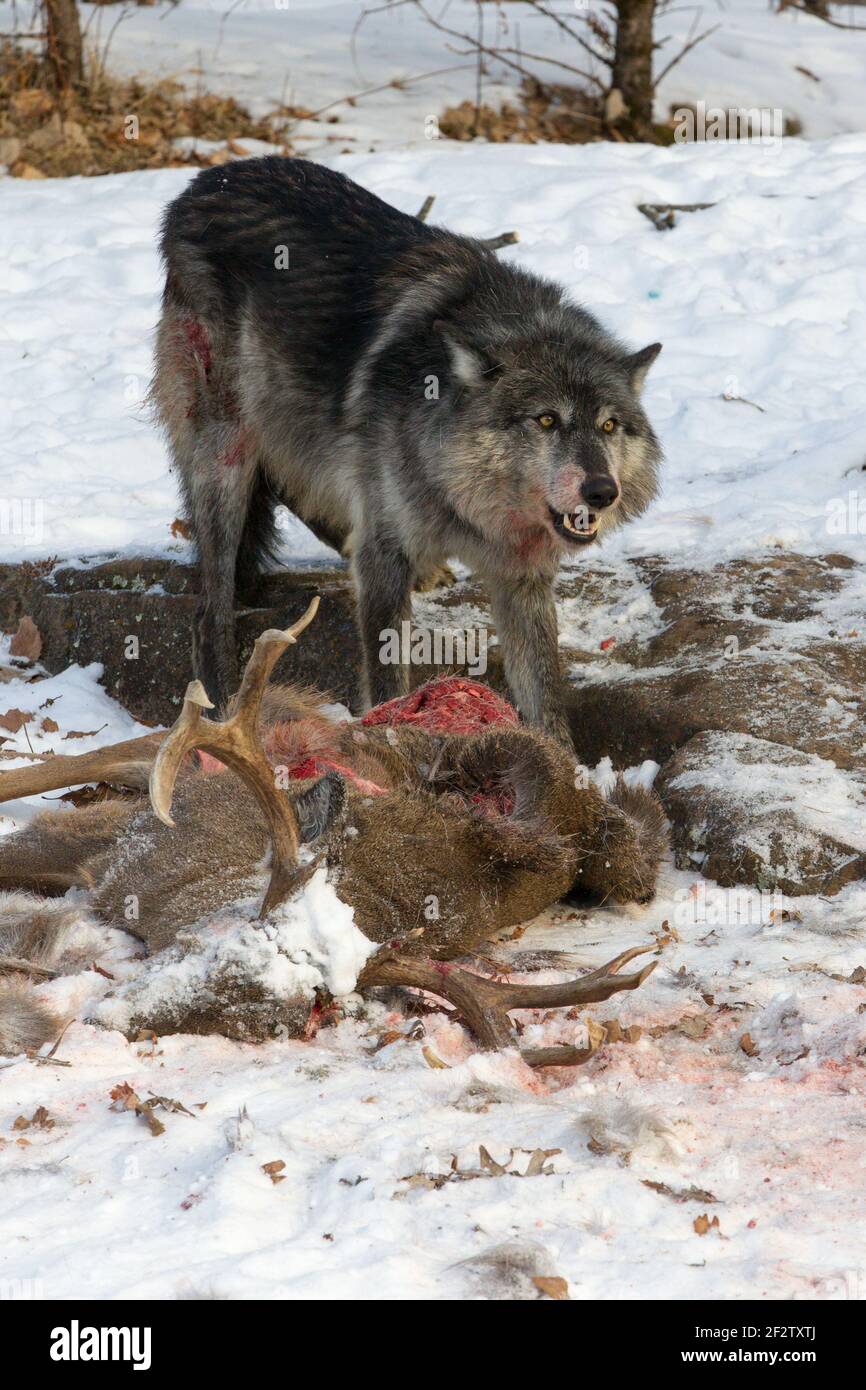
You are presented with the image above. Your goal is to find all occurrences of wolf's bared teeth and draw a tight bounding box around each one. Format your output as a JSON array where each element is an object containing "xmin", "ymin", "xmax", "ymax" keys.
[{"xmin": 562, "ymin": 511, "xmax": 594, "ymax": 535}]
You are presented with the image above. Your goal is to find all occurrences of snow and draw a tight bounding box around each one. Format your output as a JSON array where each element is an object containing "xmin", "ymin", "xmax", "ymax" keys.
[
  {"xmin": 2, "ymin": 865, "xmax": 866, "ymax": 1300},
  {"xmin": 93, "ymin": 867, "xmax": 375, "ymax": 1041},
  {"xmin": 1, "ymin": 0, "xmax": 866, "ymax": 1304},
  {"xmin": 0, "ymin": 644, "xmax": 152, "ymax": 834}
]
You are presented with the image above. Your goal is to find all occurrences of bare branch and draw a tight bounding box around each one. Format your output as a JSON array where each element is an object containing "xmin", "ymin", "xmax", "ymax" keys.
[{"xmin": 653, "ymin": 21, "xmax": 720, "ymax": 89}]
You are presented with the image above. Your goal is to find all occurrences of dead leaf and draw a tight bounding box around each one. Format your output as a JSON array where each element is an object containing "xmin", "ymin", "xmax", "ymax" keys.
[
  {"xmin": 262, "ymin": 1159, "xmax": 286, "ymax": 1185},
  {"xmin": 739, "ymin": 1032, "xmax": 758, "ymax": 1057},
  {"xmin": 109, "ymin": 1082, "xmax": 192, "ymax": 1137},
  {"xmin": 9, "ymin": 616, "xmax": 42, "ymax": 662},
  {"xmin": 479, "ymin": 1145, "xmax": 508, "ymax": 1176},
  {"xmin": 694, "ymin": 1213, "xmax": 721, "ymax": 1236},
  {"xmin": 523, "ymin": 1147, "xmax": 561, "ymax": 1177},
  {"xmin": 141, "ymin": 1109, "xmax": 166, "ymax": 1138},
  {"xmin": 63, "ymin": 725, "xmax": 107, "ymax": 740},
  {"xmin": 169, "ymin": 517, "xmax": 192, "ymax": 540},
  {"xmin": 679, "ymin": 1014, "xmax": 711, "ymax": 1040},
  {"xmin": 532, "ymin": 1276, "xmax": 570, "ymax": 1300},
  {"xmin": 0, "ymin": 708, "xmax": 32, "ymax": 733},
  {"xmin": 40, "ymin": 716, "xmax": 59, "ymax": 734}
]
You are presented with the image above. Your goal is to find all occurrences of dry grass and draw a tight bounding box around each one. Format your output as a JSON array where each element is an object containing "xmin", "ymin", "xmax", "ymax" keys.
[
  {"xmin": 0, "ymin": 39, "xmax": 294, "ymax": 179},
  {"xmin": 439, "ymin": 79, "xmax": 679, "ymax": 147}
]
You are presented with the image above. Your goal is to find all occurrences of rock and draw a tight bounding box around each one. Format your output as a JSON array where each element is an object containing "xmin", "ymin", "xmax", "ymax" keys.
[
  {"xmin": 656, "ymin": 731, "xmax": 866, "ymax": 896},
  {"xmin": 0, "ymin": 137, "xmax": 22, "ymax": 167},
  {"xmin": 0, "ymin": 558, "xmax": 360, "ymax": 726}
]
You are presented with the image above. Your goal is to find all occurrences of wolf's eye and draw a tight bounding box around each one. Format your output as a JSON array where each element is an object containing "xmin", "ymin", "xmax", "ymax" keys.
[
  {"xmin": 601, "ymin": 417, "xmax": 617, "ymax": 433},
  {"xmin": 536, "ymin": 413, "xmax": 557, "ymax": 429}
]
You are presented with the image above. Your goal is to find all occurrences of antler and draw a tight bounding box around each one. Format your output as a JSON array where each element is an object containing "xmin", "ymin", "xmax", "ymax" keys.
[
  {"xmin": 357, "ymin": 943, "xmax": 657, "ymax": 1067},
  {"xmin": 150, "ymin": 597, "xmax": 321, "ymax": 917}
]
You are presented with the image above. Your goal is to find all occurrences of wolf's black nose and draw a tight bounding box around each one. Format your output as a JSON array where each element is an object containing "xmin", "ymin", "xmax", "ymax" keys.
[{"xmin": 581, "ymin": 476, "xmax": 618, "ymax": 509}]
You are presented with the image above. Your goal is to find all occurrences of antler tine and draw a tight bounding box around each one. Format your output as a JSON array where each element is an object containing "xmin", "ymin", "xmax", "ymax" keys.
[
  {"xmin": 149, "ymin": 598, "xmax": 322, "ymax": 917},
  {"xmin": 231, "ymin": 596, "xmax": 320, "ymax": 732},
  {"xmin": 149, "ymin": 680, "xmax": 214, "ymax": 829},
  {"xmin": 357, "ymin": 943, "xmax": 658, "ymax": 1067}
]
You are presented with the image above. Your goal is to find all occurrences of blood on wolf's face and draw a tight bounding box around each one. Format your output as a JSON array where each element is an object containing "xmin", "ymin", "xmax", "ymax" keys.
[{"xmin": 437, "ymin": 330, "xmax": 661, "ymax": 560}]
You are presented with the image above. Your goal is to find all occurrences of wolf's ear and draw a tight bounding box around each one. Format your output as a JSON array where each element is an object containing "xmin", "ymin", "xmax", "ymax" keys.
[
  {"xmin": 623, "ymin": 342, "xmax": 662, "ymax": 394},
  {"xmin": 434, "ymin": 320, "xmax": 501, "ymax": 388}
]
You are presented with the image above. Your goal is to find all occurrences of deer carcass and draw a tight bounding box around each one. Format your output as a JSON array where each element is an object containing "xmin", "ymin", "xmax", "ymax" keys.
[{"xmin": 0, "ymin": 600, "xmax": 667, "ymax": 1065}]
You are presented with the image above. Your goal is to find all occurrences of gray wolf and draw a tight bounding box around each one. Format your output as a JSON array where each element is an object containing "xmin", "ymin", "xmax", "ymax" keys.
[{"xmin": 152, "ymin": 157, "xmax": 662, "ymax": 740}]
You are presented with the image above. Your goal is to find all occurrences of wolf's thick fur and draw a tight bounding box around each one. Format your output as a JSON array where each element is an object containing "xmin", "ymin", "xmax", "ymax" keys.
[{"xmin": 153, "ymin": 158, "xmax": 662, "ymax": 739}]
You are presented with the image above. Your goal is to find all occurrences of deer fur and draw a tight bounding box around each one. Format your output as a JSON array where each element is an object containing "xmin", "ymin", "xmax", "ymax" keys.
[{"xmin": 0, "ymin": 680, "xmax": 667, "ymax": 1054}]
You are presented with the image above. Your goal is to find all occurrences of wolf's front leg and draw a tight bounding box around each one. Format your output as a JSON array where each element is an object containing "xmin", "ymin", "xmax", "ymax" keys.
[
  {"xmin": 489, "ymin": 573, "xmax": 572, "ymax": 747},
  {"xmin": 354, "ymin": 535, "xmax": 414, "ymax": 709}
]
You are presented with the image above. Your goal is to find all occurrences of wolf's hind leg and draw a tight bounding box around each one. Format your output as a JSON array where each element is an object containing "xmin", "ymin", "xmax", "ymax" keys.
[{"xmin": 182, "ymin": 434, "xmax": 259, "ymax": 713}]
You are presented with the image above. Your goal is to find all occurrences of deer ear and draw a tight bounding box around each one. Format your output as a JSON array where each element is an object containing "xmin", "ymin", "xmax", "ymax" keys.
[
  {"xmin": 434, "ymin": 320, "xmax": 501, "ymax": 387},
  {"xmin": 623, "ymin": 342, "xmax": 662, "ymax": 394},
  {"xmin": 294, "ymin": 771, "xmax": 347, "ymax": 845}
]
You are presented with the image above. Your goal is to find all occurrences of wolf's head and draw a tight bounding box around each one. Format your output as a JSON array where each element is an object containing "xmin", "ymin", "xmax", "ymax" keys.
[{"xmin": 435, "ymin": 302, "xmax": 662, "ymax": 560}]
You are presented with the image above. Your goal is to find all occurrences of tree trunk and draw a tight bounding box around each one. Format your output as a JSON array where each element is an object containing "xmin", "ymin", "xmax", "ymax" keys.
[
  {"xmin": 43, "ymin": 0, "xmax": 84, "ymax": 89},
  {"xmin": 611, "ymin": 0, "xmax": 656, "ymax": 140}
]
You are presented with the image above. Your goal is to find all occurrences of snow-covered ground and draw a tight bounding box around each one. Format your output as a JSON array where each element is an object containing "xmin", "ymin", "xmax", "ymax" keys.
[
  {"xmin": 3, "ymin": 830, "xmax": 866, "ymax": 1301},
  {"xmin": 2, "ymin": 3, "xmax": 866, "ymax": 1306}
]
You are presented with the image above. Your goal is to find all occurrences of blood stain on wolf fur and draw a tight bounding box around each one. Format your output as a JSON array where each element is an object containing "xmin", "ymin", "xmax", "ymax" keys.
[
  {"xmin": 220, "ymin": 430, "xmax": 246, "ymax": 468},
  {"xmin": 183, "ymin": 317, "xmax": 212, "ymax": 376}
]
